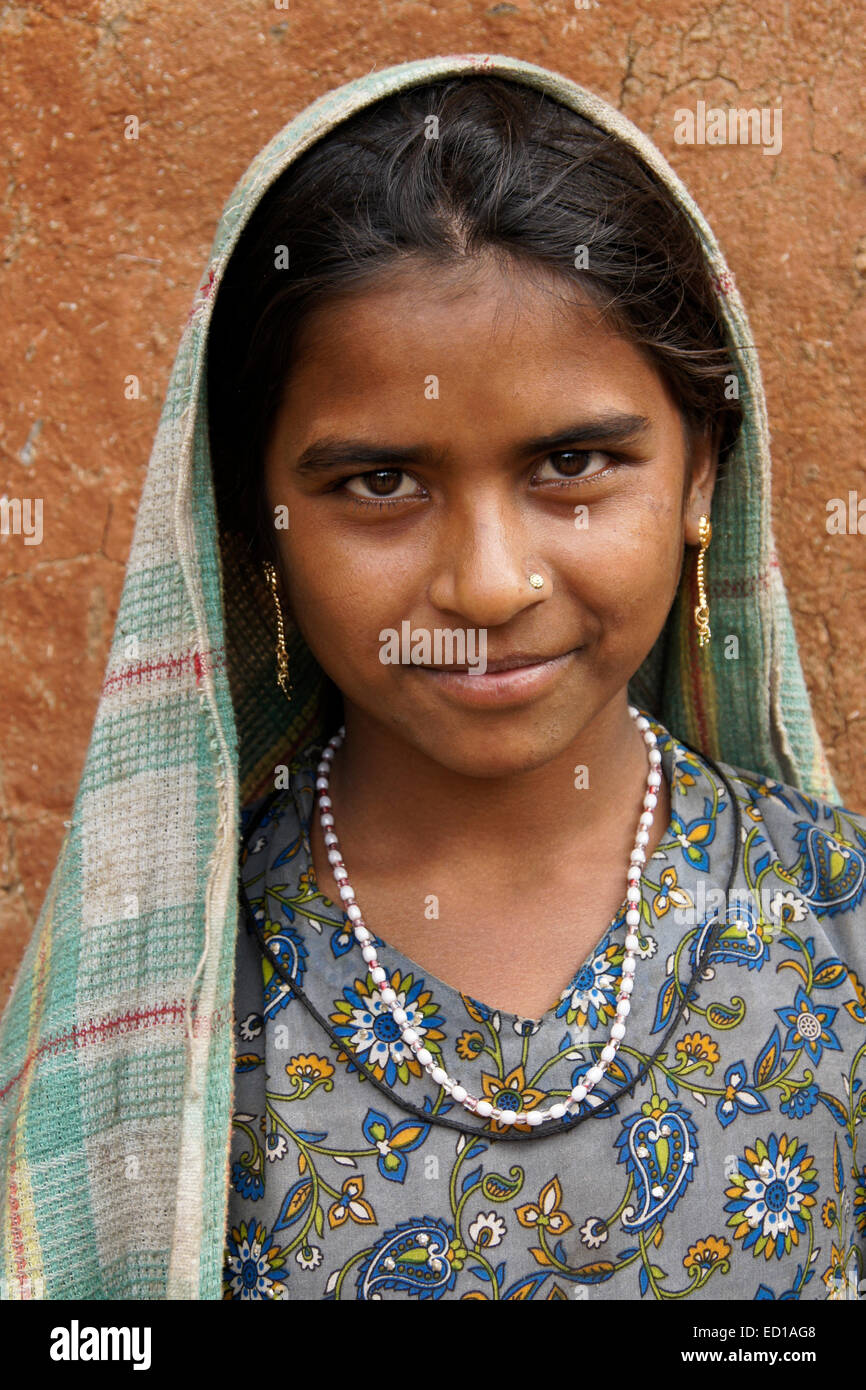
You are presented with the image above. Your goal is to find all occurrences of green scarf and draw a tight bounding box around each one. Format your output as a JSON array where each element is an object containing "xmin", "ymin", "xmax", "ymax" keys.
[{"xmin": 0, "ymin": 52, "xmax": 839, "ymax": 1301}]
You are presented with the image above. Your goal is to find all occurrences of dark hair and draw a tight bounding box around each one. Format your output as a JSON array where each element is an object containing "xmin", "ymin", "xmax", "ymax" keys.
[{"xmin": 207, "ymin": 75, "xmax": 742, "ymax": 566}]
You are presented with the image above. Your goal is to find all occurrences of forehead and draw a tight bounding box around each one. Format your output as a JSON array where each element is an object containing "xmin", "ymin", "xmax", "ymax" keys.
[{"xmin": 281, "ymin": 255, "xmax": 673, "ymax": 421}]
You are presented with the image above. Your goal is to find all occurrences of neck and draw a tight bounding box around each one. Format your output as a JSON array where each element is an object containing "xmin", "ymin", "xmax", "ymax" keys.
[{"xmin": 323, "ymin": 695, "xmax": 669, "ymax": 883}]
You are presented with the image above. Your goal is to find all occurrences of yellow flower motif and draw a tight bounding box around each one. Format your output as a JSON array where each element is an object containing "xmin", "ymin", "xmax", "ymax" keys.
[
  {"xmin": 456, "ymin": 1029, "xmax": 485, "ymax": 1061},
  {"xmin": 285, "ymin": 1054, "xmax": 335, "ymax": 1085},
  {"xmin": 641, "ymin": 1092, "xmax": 671, "ymax": 1122},
  {"xmin": 462, "ymin": 995, "xmax": 491, "ymax": 1025},
  {"xmin": 651, "ymin": 866, "xmax": 694, "ymax": 919},
  {"xmin": 845, "ymin": 969, "xmax": 866, "ymax": 1024},
  {"xmin": 675, "ymin": 1032, "xmax": 720, "ymax": 1066},
  {"xmin": 683, "ymin": 1235, "xmax": 731, "ymax": 1272},
  {"xmin": 821, "ymin": 1243, "xmax": 849, "ymax": 1299},
  {"xmin": 673, "ymin": 768, "xmax": 696, "ymax": 792},
  {"xmin": 821, "ymin": 1197, "xmax": 838, "ymax": 1229},
  {"xmin": 448, "ymin": 1239, "xmax": 468, "ymax": 1272},
  {"xmin": 515, "ymin": 1175, "xmax": 574, "ymax": 1237},
  {"xmin": 479, "ymin": 1064, "xmax": 547, "ymax": 1134},
  {"xmin": 327, "ymin": 1175, "xmax": 375, "ymax": 1229}
]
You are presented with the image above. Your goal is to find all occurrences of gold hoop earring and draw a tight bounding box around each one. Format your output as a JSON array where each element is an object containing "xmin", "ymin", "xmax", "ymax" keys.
[
  {"xmin": 693, "ymin": 514, "xmax": 712, "ymax": 647},
  {"xmin": 263, "ymin": 560, "xmax": 292, "ymax": 701}
]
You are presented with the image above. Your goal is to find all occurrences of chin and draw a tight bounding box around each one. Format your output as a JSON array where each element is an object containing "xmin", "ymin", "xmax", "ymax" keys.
[{"xmin": 411, "ymin": 719, "xmax": 575, "ymax": 781}]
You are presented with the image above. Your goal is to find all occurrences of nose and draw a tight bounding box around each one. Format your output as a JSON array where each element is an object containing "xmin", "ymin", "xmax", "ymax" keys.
[{"xmin": 426, "ymin": 493, "xmax": 547, "ymax": 628}]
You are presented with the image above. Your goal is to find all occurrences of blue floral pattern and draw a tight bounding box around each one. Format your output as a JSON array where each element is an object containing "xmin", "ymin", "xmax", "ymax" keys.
[{"xmin": 224, "ymin": 709, "xmax": 866, "ymax": 1300}]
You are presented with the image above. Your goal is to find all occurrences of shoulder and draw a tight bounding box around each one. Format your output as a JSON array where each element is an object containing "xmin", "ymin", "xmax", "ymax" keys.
[
  {"xmin": 714, "ymin": 755, "xmax": 866, "ymax": 959},
  {"xmin": 717, "ymin": 758, "xmax": 866, "ymax": 855}
]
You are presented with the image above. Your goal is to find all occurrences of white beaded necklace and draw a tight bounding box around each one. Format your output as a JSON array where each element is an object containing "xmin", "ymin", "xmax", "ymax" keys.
[{"xmin": 315, "ymin": 704, "xmax": 661, "ymax": 1128}]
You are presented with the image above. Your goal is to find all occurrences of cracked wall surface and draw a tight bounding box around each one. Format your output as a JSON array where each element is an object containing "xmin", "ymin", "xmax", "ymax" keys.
[{"xmin": 1, "ymin": 0, "xmax": 864, "ymax": 995}]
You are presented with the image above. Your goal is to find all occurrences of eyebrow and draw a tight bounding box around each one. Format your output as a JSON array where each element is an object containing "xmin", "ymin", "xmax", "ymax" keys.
[{"xmin": 293, "ymin": 412, "xmax": 653, "ymax": 476}]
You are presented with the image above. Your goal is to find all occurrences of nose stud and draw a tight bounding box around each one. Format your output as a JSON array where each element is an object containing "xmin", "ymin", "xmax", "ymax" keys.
[{"xmin": 528, "ymin": 573, "xmax": 545, "ymax": 589}]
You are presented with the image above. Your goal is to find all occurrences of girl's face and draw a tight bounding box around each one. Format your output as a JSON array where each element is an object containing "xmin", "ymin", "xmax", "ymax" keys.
[{"xmin": 263, "ymin": 256, "xmax": 717, "ymax": 778}]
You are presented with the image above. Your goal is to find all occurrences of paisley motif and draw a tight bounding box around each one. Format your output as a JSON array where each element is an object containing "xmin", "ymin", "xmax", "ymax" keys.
[
  {"xmin": 689, "ymin": 900, "xmax": 769, "ymax": 972},
  {"xmin": 355, "ymin": 1216, "xmax": 459, "ymax": 1300},
  {"xmin": 261, "ymin": 922, "xmax": 309, "ymax": 1017},
  {"xmin": 791, "ymin": 823, "xmax": 866, "ymax": 916},
  {"xmin": 614, "ymin": 1098, "xmax": 698, "ymax": 1230}
]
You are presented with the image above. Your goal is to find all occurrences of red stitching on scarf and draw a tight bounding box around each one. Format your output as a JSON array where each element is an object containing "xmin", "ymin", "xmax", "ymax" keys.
[
  {"xmin": 0, "ymin": 1000, "xmax": 235, "ymax": 1101},
  {"xmin": 711, "ymin": 573, "xmax": 772, "ymax": 597},
  {"xmin": 186, "ymin": 266, "xmax": 216, "ymax": 323},
  {"xmin": 189, "ymin": 1003, "xmax": 233, "ymax": 1038},
  {"xmin": 101, "ymin": 647, "xmax": 225, "ymax": 694},
  {"xmin": 5, "ymin": 1165, "xmax": 34, "ymax": 1298},
  {"xmin": 448, "ymin": 53, "xmax": 495, "ymax": 69},
  {"xmin": 4, "ymin": 1167, "xmax": 49, "ymax": 1298},
  {"xmin": 0, "ymin": 1002, "xmax": 185, "ymax": 1100}
]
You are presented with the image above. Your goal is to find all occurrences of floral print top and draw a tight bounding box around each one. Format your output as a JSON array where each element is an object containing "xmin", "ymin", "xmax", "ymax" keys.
[{"xmin": 224, "ymin": 708, "xmax": 866, "ymax": 1301}]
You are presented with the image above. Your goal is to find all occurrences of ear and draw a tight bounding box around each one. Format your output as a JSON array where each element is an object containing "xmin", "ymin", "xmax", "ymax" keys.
[{"xmin": 683, "ymin": 422, "xmax": 719, "ymax": 546}]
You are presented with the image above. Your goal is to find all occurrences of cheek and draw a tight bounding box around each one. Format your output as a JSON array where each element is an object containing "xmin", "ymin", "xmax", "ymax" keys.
[
  {"xmin": 560, "ymin": 512, "xmax": 682, "ymax": 600},
  {"xmin": 554, "ymin": 516, "xmax": 684, "ymax": 657},
  {"xmin": 277, "ymin": 530, "xmax": 405, "ymax": 666}
]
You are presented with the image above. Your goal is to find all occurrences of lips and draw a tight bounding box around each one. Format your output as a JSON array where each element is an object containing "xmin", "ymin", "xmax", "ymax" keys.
[
  {"xmin": 418, "ymin": 647, "xmax": 578, "ymax": 709},
  {"xmin": 426, "ymin": 649, "xmax": 577, "ymax": 673}
]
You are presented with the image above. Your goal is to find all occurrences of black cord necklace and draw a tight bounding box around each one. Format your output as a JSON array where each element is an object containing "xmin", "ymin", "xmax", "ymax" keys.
[{"xmin": 238, "ymin": 730, "xmax": 742, "ymax": 1142}]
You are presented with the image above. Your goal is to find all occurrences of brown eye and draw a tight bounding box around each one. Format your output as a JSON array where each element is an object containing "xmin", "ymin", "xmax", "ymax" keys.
[
  {"xmin": 534, "ymin": 449, "xmax": 614, "ymax": 482},
  {"xmin": 553, "ymin": 451, "xmax": 590, "ymax": 475},
  {"xmin": 366, "ymin": 470, "xmax": 402, "ymax": 495},
  {"xmin": 342, "ymin": 469, "xmax": 423, "ymax": 503}
]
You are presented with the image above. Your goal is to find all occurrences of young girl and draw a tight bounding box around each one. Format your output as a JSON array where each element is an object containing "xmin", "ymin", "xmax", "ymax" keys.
[{"xmin": 2, "ymin": 53, "xmax": 864, "ymax": 1304}]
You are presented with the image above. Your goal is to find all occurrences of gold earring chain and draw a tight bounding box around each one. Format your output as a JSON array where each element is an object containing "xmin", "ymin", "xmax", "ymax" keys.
[
  {"xmin": 264, "ymin": 560, "xmax": 292, "ymax": 699},
  {"xmin": 693, "ymin": 514, "xmax": 712, "ymax": 648}
]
